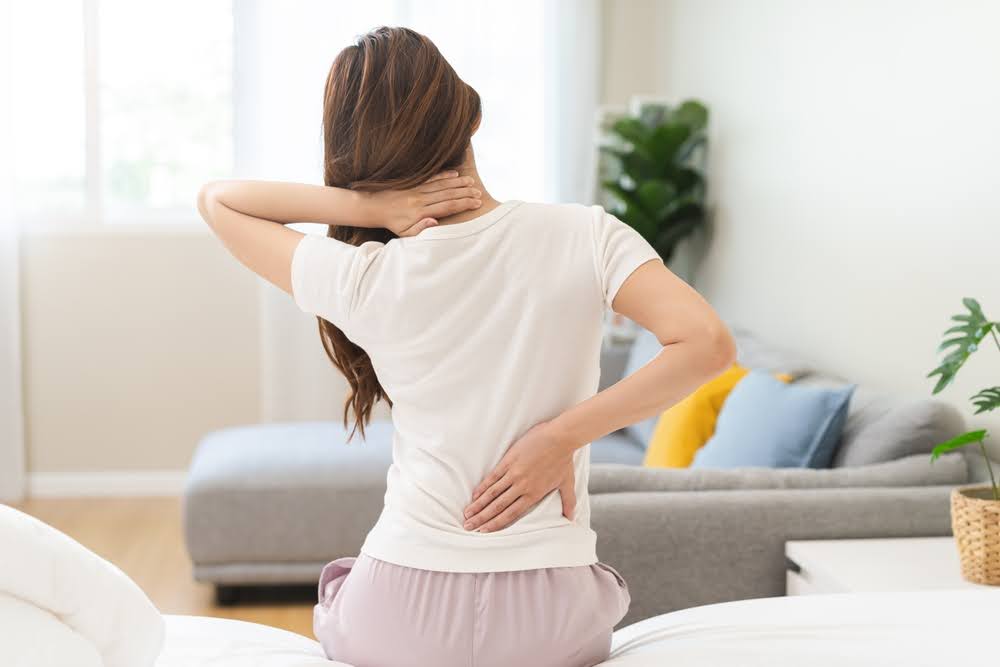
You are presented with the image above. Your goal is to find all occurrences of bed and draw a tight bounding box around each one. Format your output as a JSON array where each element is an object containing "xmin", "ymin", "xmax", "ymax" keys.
[{"xmin": 3, "ymin": 505, "xmax": 996, "ymax": 666}]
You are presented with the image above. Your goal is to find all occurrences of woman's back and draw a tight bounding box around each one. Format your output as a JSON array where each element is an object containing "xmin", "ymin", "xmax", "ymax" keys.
[{"xmin": 290, "ymin": 199, "xmax": 660, "ymax": 572}]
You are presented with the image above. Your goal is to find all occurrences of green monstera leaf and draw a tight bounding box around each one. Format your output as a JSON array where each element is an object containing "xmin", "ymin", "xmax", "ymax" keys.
[
  {"xmin": 972, "ymin": 387, "xmax": 1000, "ymax": 414},
  {"xmin": 927, "ymin": 298, "xmax": 996, "ymax": 394}
]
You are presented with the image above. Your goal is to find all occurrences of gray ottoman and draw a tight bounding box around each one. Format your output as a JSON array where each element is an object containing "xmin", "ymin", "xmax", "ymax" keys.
[{"xmin": 183, "ymin": 420, "xmax": 394, "ymax": 602}]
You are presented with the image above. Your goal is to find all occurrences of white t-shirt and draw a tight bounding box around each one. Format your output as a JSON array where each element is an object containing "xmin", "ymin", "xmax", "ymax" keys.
[{"xmin": 291, "ymin": 200, "xmax": 662, "ymax": 572}]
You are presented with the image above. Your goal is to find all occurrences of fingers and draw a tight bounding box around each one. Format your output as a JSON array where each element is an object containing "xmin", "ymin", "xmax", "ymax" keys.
[
  {"xmin": 423, "ymin": 198, "xmax": 482, "ymax": 220},
  {"xmin": 559, "ymin": 474, "xmax": 576, "ymax": 521},
  {"xmin": 423, "ymin": 186, "xmax": 481, "ymax": 205},
  {"xmin": 466, "ymin": 470, "xmax": 511, "ymax": 516},
  {"xmin": 421, "ymin": 170, "xmax": 460, "ymax": 185},
  {"xmin": 419, "ymin": 175, "xmax": 474, "ymax": 193},
  {"xmin": 463, "ymin": 485, "xmax": 520, "ymax": 531},
  {"xmin": 477, "ymin": 497, "xmax": 532, "ymax": 533},
  {"xmin": 396, "ymin": 217, "xmax": 439, "ymax": 238}
]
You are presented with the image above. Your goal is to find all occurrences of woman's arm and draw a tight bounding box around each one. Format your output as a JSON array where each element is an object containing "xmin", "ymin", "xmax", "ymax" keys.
[
  {"xmin": 547, "ymin": 260, "xmax": 736, "ymax": 445},
  {"xmin": 196, "ymin": 173, "xmax": 482, "ymax": 293},
  {"xmin": 462, "ymin": 260, "xmax": 736, "ymax": 532}
]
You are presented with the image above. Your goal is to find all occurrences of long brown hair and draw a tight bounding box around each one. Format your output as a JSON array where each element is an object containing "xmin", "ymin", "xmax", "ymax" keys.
[{"xmin": 320, "ymin": 27, "xmax": 481, "ymax": 440}]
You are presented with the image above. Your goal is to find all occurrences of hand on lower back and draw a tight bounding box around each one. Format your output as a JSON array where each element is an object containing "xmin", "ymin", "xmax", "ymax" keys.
[{"xmin": 462, "ymin": 421, "xmax": 577, "ymax": 533}]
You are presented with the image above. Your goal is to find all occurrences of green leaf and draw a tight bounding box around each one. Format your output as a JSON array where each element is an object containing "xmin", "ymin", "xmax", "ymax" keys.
[
  {"xmin": 635, "ymin": 180, "xmax": 678, "ymax": 219},
  {"xmin": 930, "ymin": 429, "xmax": 989, "ymax": 461},
  {"xmin": 647, "ymin": 124, "xmax": 690, "ymax": 166},
  {"xmin": 676, "ymin": 134, "xmax": 707, "ymax": 164},
  {"xmin": 962, "ymin": 298, "xmax": 984, "ymax": 318},
  {"xmin": 654, "ymin": 218, "xmax": 700, "ymax": 264},
  {"xmin": 660, "ymin": 194, "xmax": 704, "ymax": 222},
  {"xmin": 667, "ymin": 167, "xmax": 705, "ymax": 194},
  {"xmin": 972, "ymin": 387, "xmax": 1000, "ymax": 414},
  {"xmin": 671, "ymin": 100, "xmax": 709, "ymax": 132},
  {"xmin": 602, "ymin": 179, "xmax": 638, "ymax": 207},
  {"xmin": 602, "ymin": 180, "xmax": 657, "ymax": 239},
  {"xmin": 611, "ymin": 118, "xmax": 652, "ymax": 147},
  {"xmin": 927, "ymin": 299, "xmax": 994, "ymax": 394}
]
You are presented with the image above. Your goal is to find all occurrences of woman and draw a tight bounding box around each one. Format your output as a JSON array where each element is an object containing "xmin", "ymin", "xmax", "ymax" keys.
[{"xmin": 198, "ymin": 26, "xmax": 735, "ymax": 667}]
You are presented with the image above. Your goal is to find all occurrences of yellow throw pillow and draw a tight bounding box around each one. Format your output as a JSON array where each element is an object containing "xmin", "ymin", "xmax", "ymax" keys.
[{"xmin": 642, "ymin": 365, "xmax": 793, "ymax": 468}]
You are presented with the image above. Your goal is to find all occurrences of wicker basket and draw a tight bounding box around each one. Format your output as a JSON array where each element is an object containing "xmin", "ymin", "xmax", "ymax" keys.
[{"xmin": 950, "ymin": 486, "xmax": 1000, "ymax": 585}]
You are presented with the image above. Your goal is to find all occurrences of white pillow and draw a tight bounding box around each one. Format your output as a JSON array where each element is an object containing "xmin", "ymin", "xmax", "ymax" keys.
[
  {"xmin": 0, "ymin": 592, "xmax": 103, "ymax": 667},
  {"xmin": 0, "ymin": 505, "xmax": 164, "ymax": 667}
]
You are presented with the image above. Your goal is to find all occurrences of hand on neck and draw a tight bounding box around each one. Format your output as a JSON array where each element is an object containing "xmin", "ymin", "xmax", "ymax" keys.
[{"xmin": 435, "ymin": 147, "xmax": 501, "ymax": 226}]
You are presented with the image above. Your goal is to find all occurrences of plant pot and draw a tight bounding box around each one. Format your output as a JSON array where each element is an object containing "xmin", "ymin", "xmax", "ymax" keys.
[{"xmin": 950, "ymin": 486, "xmax": 1000, "ymax": 585}]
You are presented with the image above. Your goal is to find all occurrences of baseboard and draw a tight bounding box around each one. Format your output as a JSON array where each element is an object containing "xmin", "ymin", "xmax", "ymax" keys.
[{"xmin": 27, "ymin": 470, "xmax": 187, "ymax": 497}]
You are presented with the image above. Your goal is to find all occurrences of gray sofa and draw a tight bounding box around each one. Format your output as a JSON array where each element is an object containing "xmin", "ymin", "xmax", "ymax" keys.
[{"xmin": 183, "ymin": 327, "xmax": 976, "ymax": 623}]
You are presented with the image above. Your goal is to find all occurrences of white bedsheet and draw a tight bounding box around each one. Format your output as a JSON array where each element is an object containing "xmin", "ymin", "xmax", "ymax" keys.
[
  {"xmin": 155, "ymin": 590, "xmax": 998, "ymax": 666},
  {"xmin": 605, "ymin": 590, "xmax": 997, "ymax": 665},
  {"xmin": 156, "ymin": 615, "xmax": 341, "ymax": 667}
]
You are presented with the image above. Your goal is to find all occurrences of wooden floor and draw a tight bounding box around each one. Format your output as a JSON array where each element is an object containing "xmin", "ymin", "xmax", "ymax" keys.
[{"xmin": 11, "ymin": 497, "xmax": 316, "ymax": 637}]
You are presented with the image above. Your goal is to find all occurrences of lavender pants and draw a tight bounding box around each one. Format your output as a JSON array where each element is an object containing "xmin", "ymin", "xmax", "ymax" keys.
[{"xmin": 312, "ymin": 553, "xmax": 630, "ymax": 667}]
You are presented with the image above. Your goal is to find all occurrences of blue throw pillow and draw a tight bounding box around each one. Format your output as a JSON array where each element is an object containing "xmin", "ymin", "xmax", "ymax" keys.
[{"xmin": 691, "ymin": 371, "xmax": 855, "ymax": 469}]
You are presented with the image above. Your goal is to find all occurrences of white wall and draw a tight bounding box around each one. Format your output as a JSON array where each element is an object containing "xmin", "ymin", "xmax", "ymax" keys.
[
  {"xmin": 644, "ymin": 0, "xmax": 999, "ymax": 454},
  {"xmin": 20, "ymin": 229, "xmax": 261, "ymax": 473},
  {"xmin": 600, "ymin": 0, "xmax": 664, "ymax": 107}
]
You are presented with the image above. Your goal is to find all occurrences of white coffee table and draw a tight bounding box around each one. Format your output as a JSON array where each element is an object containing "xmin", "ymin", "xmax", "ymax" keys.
[{"xmin": 785, "ymin": 536, "xmax": 997, "ymax": 595}]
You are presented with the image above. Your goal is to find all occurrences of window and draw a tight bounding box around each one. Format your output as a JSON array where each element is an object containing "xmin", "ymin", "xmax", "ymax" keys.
[
  {"xmin": 10, "ymin": 0, "xmax": 87, "ymax": 214},
  {"xmin": 9, "ymin": 0, "xmax": 233, "ymax": 223},
  {"xmin": 7, "ymin": 0, "xmax": 596, "ymax": 225},
  {"xmin": 98, "ymin": 0, "xmax": 232, "ymax": 219}
]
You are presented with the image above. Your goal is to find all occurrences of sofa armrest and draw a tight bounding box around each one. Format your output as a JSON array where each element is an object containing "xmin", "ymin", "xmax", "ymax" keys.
[{"xmin": 591, "ymin": 485, "xmax": 954, "ymax": 626}]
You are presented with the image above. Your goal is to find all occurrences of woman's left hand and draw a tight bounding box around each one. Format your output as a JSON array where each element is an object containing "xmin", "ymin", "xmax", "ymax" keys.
[
  {"xmin": 365, "ymin": 171, "xmax": 482, "ymax": 237},
  {"xmin": 462, "ymin": 421, "xmax": 577, "ymax": 533}
]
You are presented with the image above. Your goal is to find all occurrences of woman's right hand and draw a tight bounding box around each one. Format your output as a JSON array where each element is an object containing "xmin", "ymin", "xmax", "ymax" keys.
[
  {"xmin": 462, "ymin": 421, "xmax": 578, "ymax": 533},
  {"xmin": 364, "ymin": 171, "xmax": 482, "ymax": 237}
]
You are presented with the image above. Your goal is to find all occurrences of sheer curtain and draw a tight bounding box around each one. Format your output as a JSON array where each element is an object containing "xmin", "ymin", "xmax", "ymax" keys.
[
  {"xmin": 235, "ymin": 0, "xmax": 601, "ymax": 422},
  {"xmin": 0, "ymin": 3, "xmax": 26, "ymax": 500}
]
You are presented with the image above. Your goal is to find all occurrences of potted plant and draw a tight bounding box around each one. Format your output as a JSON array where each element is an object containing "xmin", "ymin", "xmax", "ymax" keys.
[
  {"xmin": 600, "ymin": 99, "xmax": 709, "ymax": 271},
  {"xmin": 928, "ymin": 297, "xmax": 1000, "ymax": 585}
]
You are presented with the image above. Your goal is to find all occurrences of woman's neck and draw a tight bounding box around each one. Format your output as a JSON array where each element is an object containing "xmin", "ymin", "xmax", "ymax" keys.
[{"xmin": 434, "ymin": 152, "xmax": 501, "ymax": 225}]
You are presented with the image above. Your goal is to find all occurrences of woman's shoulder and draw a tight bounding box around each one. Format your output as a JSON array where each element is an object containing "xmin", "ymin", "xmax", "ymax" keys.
[{"xmin": 506, "ymin": 200, "xmax": 615, "ymax": 241}]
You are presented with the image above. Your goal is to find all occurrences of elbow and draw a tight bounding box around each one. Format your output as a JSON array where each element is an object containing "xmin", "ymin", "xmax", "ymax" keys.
[
  {"xmin": 196, "ymin": 181, "xmax": 221, "ymax": 229},
  {"xmin": 700, "ymin": 319, "xmax": 737, "ymax": 375}
]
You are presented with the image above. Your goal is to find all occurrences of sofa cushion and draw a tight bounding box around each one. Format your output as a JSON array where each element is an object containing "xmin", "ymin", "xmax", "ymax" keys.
[
  {"xmin": 587, "ymin": 452, "xmax": 969, "ymax": 494},
  {"xmin": 832, "ymin": 385, "xmax": 968, "ymax": 467},
  {"xmin": 643, "ymin": 364, "xmax": 750, "ymax": 468},
  {"xmin": 184, "ymin": 421, "xmax": 394, "ymax": 568},
  {"xmin": 620, "ymin": 326, "xmax": 814, "ymax": 448},
  {"xmin": 692, "ymin": 371, "xmax": 855, "ymax": 469},
  {"xmin": 591, "ymin": 432, "xmax": 646, "ymax": 465},
  {"xmin": 793, "ymin": 376, "xmax": 968, "ymax": 467}
]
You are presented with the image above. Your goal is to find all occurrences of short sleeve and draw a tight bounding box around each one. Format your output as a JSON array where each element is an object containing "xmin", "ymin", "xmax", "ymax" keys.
[
  {"xmin": 592, "ymin": 208, "xmax": 663, "ymax": 308},
  {"xmin": 290, "ymin": 233, "xmax": 382, "ymax": 328}
]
